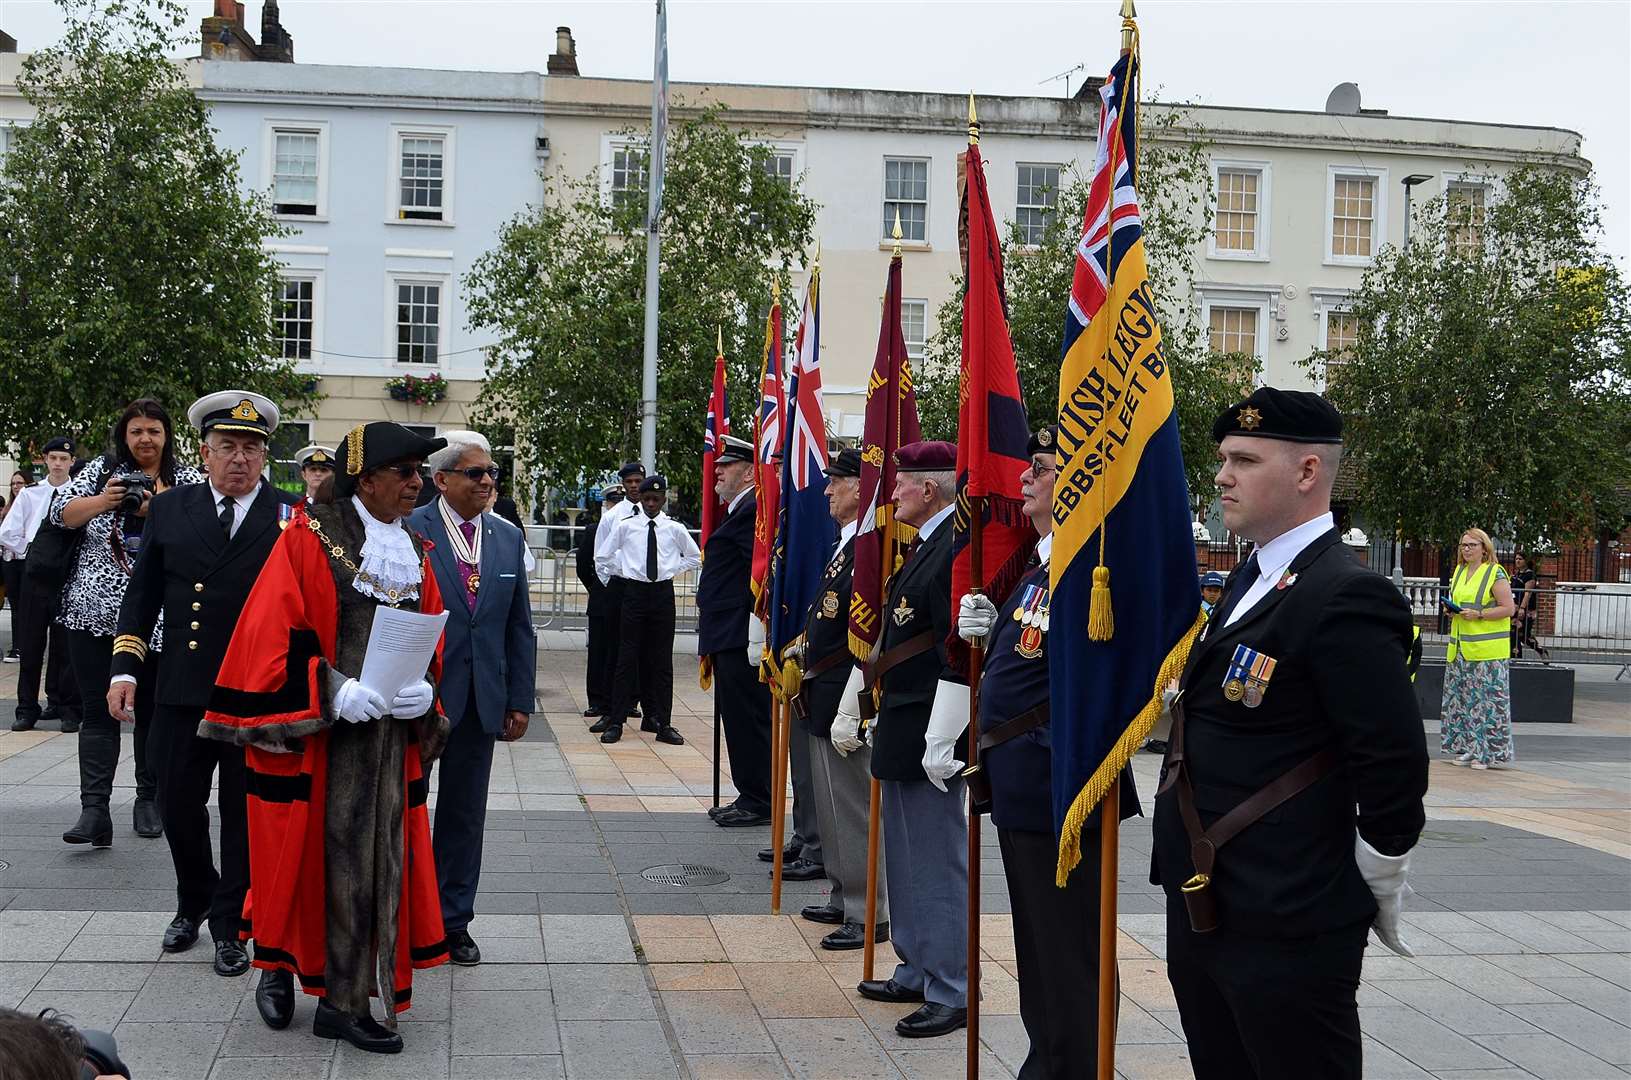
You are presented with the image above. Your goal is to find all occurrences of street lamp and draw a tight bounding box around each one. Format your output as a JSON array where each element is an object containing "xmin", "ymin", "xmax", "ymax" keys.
[{"xmin": 1391, "ymin": 174, "xmax": 1434, "ymax": 587}]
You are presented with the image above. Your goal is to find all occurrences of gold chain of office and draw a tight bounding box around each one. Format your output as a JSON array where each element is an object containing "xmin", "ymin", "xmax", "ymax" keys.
[{"xmin": 305, "ymin": 514, "xmax": 417, "ymax": 605}]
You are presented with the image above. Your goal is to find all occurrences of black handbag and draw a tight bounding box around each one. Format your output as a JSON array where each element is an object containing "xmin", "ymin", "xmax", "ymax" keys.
[{"xmin": 23, "ymin": 519, "xmax": 85, "ymax": 591}]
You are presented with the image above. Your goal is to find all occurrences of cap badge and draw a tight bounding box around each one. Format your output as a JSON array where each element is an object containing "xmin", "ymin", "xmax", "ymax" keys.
[
  {"xmin": 1038, "ymin": 428, "xmax": 1053, "ymax": 447},
  {"xmin": 229, "ymin": 399, "xmax": 261, "ymax": 423},
  {"xmin": 1237, "ymin": 406, "xmax": 1263, "ymax": 431}
]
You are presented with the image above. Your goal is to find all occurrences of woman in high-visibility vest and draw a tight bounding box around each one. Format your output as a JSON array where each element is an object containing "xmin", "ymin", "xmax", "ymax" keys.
[{"xmin": 1440, "ymin": 527, "xmax": 1517, "ymax": 769}]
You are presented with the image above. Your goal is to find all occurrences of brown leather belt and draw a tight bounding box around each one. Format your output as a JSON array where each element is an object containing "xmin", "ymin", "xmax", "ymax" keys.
[
  {"xmin": 1159, "ymin": 692, "xmax": 1337, "ymax": 933},
  {"xmin": 978, "ymin": 703, "xmax": 1049, "ymax": 752},
  {"xmin": 863, "ymin": 631, "xmax": 935, "ymax": 692},
  {"xmin": 803, "ymin": 646, "xmax": 854, "ymax": 681}
]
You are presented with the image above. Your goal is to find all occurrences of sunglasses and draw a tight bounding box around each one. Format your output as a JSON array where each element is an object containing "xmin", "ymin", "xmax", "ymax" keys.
[{"xmin": 443, "ymin": 465, "xmax": 500, "ymax": 482}]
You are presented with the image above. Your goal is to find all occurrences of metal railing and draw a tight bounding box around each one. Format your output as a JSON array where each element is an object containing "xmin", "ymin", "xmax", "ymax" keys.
[
  {"xmin": 1403, "ymin": 577, "xmax": 1631, "ymax": 666},
  {"xmin": 523, "ymin": 522, "xmax": 704, "ymax": 633}
]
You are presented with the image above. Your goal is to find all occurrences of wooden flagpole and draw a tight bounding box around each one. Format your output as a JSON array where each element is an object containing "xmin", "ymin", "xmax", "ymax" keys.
[
  {"xmin": 965, "ymin": 498, "xmax": 985, "ymax": 1080},
  {"xmin": 769, "ymin": 691, "xmax": 789, "ymax": 914},
  {"xmin": 861, "ymin": 775, "xmax": 882, "ymax": 980}
]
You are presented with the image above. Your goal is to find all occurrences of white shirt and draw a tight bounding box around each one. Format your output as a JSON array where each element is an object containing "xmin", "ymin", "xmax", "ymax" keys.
[
  {"xmin": 0, "ymin": 478, "xmax": 71, "ymax": 559},
  {"xmin": 1224, "ymin": 511, "xmax": 1335, "ymax": 628},
  {"xmin": 210, "ymin": 482, "xmax": 259, "ymax": 541},
  {"xmin": 1035, "ymin": 532, "xmax": 1054, "ymax": 569},
  {"xmin": 728, "ymin": 487, "xmax": 752, "ymax": 515},
  {"xmin": 914, "ymin": 502, "xmax": 956, "ymax": 544},
  {"xmin": 596, "ymin": 510, "xmax": 701, "ymax": 583},
  {"xmin": 593, "ymin": 499, "xmax": 645, "ymax": 583}
]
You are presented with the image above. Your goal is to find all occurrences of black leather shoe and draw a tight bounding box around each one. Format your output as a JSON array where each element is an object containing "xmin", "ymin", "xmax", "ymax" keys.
[
  {"xmin": 132, "ymin": 799, "xmax": 163, "ymax": 838},
  {"xmin": 63, "ymin": 807, "xmax": 112, "ymax": 847},
  {"xmin": 447, "ymin": 929, "xmax": 481, "ymax": 966},
  {"xmin": 712, "ymin": 806, "xmax": 770, "ymax": 828},
  {"xmin": 777, "ymin": 857, "xmax": 825, "ymax": 882},
  {"xmin": 314, "ymin": 1000, "xmax": 403, "ymax": 1054},
  {"xmin": 588, "ymin": 716, "xmax": 614, "ymax": 733},
  {"xmin": 256, "ymin": 969, "xmax": 294, "ymax": 1029},
  {"xmin": 896, "ymin": 1002, "xmax": 968, "ymax": 1038},
  {"xmin": 759, "ymin": 840, "xmax": 802, "ymax": 863},
  {"xmin": 58, "ymin": 716, "xmax": 80, "ymax": 733},
  {"xmin": 599, "ymin": 725, "xmax": 623, "ymax": 744},
  {"xmin": 800, "ymin": 904, "xmax": 843, "ymax": 925},
  {"xmin": 162, "ymin": 915, "xmax": 199, "ymax": 953},
  {"xmin": 10, "ymin": 713, "xmax": 37, "ymax": 732},
  {"xmin": 583, "ymin": 707, "xmax": 602, "ymax": 718},
  {"xmin": 822, "ymin": 921, "xmax": 888, "ymax": 951},
  {"xmin": 708, "ymin": 802, "xmax": 739, "ymax": 820},
  {"xmin": 653, "ymin": 726, "xmax": 684, "ymax": 746},
  {"xmin": 214, "ymin": 939, "xmax": 250, "ymax": 976},
  {"xmin": 40, "ymin": 706, "xmax": 60, "ymax": 722},
  {"xmin": 857, "ymin": 978, "xmax": 924, "ymax": 1004}
]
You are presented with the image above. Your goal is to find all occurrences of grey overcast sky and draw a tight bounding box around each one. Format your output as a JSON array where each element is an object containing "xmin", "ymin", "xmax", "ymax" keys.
[{"xmin": 8, "ymin": 0, "xmax": 1629, "ymax": 264}]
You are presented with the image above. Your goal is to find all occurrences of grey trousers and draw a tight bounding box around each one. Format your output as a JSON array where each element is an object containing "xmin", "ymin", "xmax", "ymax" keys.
[
  {"xmin": 881, "ymin": 776, "xmax": 969, "ymax": 1008},
  {"xmin": 808, "ymin": 733, "xmax": 887, "ymax": 925},
  {"xmin": 788, "ymin": 719, "xmax": 822, "ymax": 865}
]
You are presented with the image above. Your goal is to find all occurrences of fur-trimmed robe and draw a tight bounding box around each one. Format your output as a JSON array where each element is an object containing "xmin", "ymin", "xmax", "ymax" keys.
[{"xmin": 201, "ymin": 499, "xmax": 451, "ymax": 1018}]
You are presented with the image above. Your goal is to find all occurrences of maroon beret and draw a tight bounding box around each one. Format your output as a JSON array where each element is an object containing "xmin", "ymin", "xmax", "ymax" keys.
[{"xmin": 894, "ymin": 440, "xmax": 956, "ymax": 472}]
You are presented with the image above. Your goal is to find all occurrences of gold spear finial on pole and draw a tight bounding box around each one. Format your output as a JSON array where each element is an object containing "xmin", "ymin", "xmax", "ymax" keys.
[
  {"xmin": 891, "ymin": 210, "xmax": 903, "ymax": 257},
  {"xmin": 813, "ymin": 237, "xmax": 822, "ymax": 269},
  {"xmin": 1121, "ymin": 0, "xmax": 1137, "ymax": 53},
  {"xmin": 716, "ymin": 325, "xmax": 722, "ymax": 355},
  {"xmin": 968, "ymin": 92, "xmax": 979, "ymax": 145}
]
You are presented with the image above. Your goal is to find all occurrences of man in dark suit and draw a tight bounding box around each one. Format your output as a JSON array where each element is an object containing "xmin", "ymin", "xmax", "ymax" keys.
[
  {"xmin": 408, "ymin": 430, "xmax": 537, "ymax": 967},
  {"xmin": 696, "ymin": 436, "xmax": 772, "ymax": 827},
  {"xmin": 1153, "ymin": 387, "xmax": 1428, "ymax": 1079},
  {"xmin": 576, "ymin": 486, "xmax": 623, "ymax": 718},
  {"xmin": 851, "ymin": 439, "xmax": 968, "ymax": 1040},
  {"xmin": 107, "ymin": 391, "xmax": 292, "ymax": 985}
]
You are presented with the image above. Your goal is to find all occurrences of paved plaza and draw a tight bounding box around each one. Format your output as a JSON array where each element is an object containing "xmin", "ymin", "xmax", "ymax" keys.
[{"xmin": 0, "ymin": 639, "xmax": 1627, "ymax": 1079}]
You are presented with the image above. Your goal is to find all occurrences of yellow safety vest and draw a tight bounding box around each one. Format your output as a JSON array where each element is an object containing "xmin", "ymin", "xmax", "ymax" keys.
[{"xmin": 1446, "ymin": 561, "xmax": 1511, "ymax": 663}]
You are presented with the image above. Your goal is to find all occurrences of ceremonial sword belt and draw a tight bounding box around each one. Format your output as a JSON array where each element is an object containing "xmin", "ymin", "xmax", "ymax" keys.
[
  {"xmin": 857, "ymin": 630, "xmax": 936, "ymax": 720},
  {"xmin": 1158, "ymin": 691, "xmax": 1337, "ymax": 934},
  {"xmin": 788, "ymin": 646, "xmax": 857, "ymax": 723},
  {"xmin": 962, "ymin": 702, "xmax": 1050, "ymax": 815}
]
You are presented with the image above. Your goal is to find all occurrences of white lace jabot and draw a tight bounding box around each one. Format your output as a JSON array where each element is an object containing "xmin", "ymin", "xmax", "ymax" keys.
[{"xmin": 350, "ymin": 495, "xmax": 421, "ymax": 603}]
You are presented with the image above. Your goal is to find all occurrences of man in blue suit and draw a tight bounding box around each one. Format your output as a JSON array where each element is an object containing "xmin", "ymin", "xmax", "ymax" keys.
[{"xmin": 409, "ymin": 430, "xmax": 536, "ymax": 966}]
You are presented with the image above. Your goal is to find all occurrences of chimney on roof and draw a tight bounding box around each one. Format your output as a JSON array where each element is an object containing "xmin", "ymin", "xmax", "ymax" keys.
[
  {"xmin": 201, "ymin": 0, "xmax": 292, "ymax": 63},
  {"xmin": 548, "ymin": 26, "xmax": 579, "ymax": 76},
  {"xmin": 0, "ymin": 30, "xmax": 16, "ymax": 53},
  {"xmin": 259, "ymin": 0, "xmax": 294, "ymax": 63}
]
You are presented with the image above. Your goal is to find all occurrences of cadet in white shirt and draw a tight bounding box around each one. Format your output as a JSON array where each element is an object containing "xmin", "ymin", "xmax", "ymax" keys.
[
  {"xmin": 593, "ymin": 475, "xmax": 700, "ymax": 745},
  {"xmin": 592, "ymin": 462, "xmax": 648, "ymax": 727}
]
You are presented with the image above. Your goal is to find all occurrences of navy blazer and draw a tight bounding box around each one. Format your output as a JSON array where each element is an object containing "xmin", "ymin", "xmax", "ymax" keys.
[
  {"xmin": 695, "ymin": 491, "xmax": 756, "ymax": 656},
  {"xmin": 408, "ymin": 499, "xmax": 537, "ymax": 734}
]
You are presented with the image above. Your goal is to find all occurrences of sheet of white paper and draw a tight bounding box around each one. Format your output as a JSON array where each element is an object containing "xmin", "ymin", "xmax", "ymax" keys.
[{"xmin": 358, "ymin": 606, "xmax": 449, "ymax": 701}]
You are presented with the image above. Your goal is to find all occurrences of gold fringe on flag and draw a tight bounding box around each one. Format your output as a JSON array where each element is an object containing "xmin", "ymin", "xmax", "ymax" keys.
[{"xmin": 1056, "ymin": 607, "xmax": 1206, "ymax": 887}]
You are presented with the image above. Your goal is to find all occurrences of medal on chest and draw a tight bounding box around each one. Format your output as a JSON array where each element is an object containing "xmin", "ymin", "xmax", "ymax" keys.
[
  {"xmin": 1012, "ymin": 583, "xmax": 1050, "ymax": 660},
  {"xmin": 1223, "ymin": 643, "xmax": 1277, "ymax": 708},
  {"xmin": 439, "ymin": 501, "xmax": 482, "ymax": 597},
  {"xmin": 819, "ymin": 590, "xmax": 840, "ymax": 619}
]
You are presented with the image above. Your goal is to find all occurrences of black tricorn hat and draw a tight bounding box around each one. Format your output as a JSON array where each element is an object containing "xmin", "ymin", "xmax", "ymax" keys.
[{"xmin": 336, "ymin": 422, "xmax": 446, "ymax": 496}]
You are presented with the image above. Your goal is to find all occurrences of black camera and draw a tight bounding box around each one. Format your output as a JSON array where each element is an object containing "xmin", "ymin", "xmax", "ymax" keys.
[
  {"xmin": 80, "ymin": 1025, "xmax": 132, "ymax": 1078},
  {"xmin": 109, "ymin": 470, "xmax": 155, "ymax": 514}
]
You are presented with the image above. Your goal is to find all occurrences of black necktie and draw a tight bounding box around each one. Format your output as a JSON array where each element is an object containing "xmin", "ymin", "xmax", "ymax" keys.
[
  {"xmin": 218, "ymin": 495, "xmax": 235, "ymax": 539},
  {"xmin": 646, "ymin": 520, "xmax": 659, "ymax": 582},
  {"xmin": 1215, "ymin": 551, "xmax": 1260, "ymax": 626}
]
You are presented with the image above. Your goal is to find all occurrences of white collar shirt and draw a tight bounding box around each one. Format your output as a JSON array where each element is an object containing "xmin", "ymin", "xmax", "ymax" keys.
[
  {"xmin": 208, "ymin": 481, "xmax": 260, "ymax": 541},
  {"xmin": 728, "ymin": 487, "xmax": 752, "ymax": 515},
  {"xmin": 1224, "ymin": 511, "xmax": 1335, "ymax": 627},
  {"xmin": 592, "ymin": 498, "xmax": 645, "ymax": 576},
  {"xmin": 0, "ymin": 478, "xmax": 71, "ymax": 559},
  {"xmin": 915, "ymin": 502, "xmax": 956, "ymax": 545},
  {"xmin": 596, "ymin": 510, "xmax": 702, "ymax": 583}
]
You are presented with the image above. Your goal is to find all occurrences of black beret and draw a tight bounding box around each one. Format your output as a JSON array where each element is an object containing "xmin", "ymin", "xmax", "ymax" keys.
[
  {"xmin": 1027, "ymin": 426, "xmax": 1059, "ymax": 457},
  {"xmin": 823, "ymin": 447, "xmax": 862, "ymax": 479},
  {"xmin": 41, "ymin": 436, "xmax": 74, "ymax": 455},
  {"xmin": 1212, "ymin": 386, "xmax": 1343, "ymax": 445},
  {"xmin": 716, "ymin": 436, "xmax": 754, "ymax": 466},
  {"xmin": 618, "ymin": 461, "xmax": 647, "ymax": 479},
  {"xmin": 638, "ymin": 475, "xmax": 668, "ymax": 495}
]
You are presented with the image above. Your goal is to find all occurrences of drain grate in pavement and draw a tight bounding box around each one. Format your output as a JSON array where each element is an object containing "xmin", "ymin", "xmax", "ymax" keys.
[
  {"xmin": 640, "ymin": 863, "xmax": 728, "ymax": 888},
  {"xmin": 0, "ymin": 859, "xmax": 8, "ymax": 873}
]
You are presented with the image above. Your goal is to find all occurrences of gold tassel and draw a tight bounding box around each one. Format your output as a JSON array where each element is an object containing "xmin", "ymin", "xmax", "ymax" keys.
[{"xmin": 1087, "ymin": 565, "xmax": 1114, "ymax": 641}]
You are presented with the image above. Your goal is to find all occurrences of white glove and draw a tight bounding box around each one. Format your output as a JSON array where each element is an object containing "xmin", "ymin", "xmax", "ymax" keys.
[
  {"xmin": 334, "ymin": 679, "xmax": 386, "ymax": 725},
  {"xmin": 747, "ymin": 614, "xmax": 766, "ymax": 667},
  {"xmin": 830, "ymin": 665, "xmax": 866, "ymax": 756},
  {"xmin": 1354, "ymin": 835, "xmax": 1416, "ymax": 957},
  {"xmin": 921, "ymin": 680, "xmax": 970, "ymax": 792},
  {"xmin": 391, "ymin": 679, "xmax": 435, "ymax": 719},
  {"xmin": 957, "ymin": 593, "xmax": 999, "ymax": 643}
]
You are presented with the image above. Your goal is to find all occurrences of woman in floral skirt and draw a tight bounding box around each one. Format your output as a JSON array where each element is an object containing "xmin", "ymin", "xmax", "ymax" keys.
[{"xmin": 1439, "ymin": 527, "xmax": 1517, "ymax": 769}]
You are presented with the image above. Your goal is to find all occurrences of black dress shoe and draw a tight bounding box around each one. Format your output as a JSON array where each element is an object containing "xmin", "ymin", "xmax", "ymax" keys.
[
  {"xmin": 599, "ymin": 725, "xmax": 623, "ymax": 744},
  {"xmin": 713, "ymin": 806, "xmax": 770, "ymax": 828},
  {"xmin": 40, "ymin": 705, "xmax": 60, "ymax": 722},
  {"xmin": 447, "ymin": 928, "xmax": 481, "ymax": 966},
  {"xmin": 256, "ymin": 969, "xmax": 294, "ymax": 1029},
  {"xmin": 588, "ymin": 716, "xmax": 614, "ymax": 733},
  {"xmin": 653, "ymin": 726, "xmax": 684, "ymax": 746},
  {"xmin": 10, "ymin": 713, "xmax": 37, "ymax": 732},
  {"xmin": 314, "ymin": 1000, "xmax": 403, "ymax": 1054},
  {"xmin": 800, "ymin": 904, "xmax": 844, "ymax": 925},
  {"xmin": 63, "ymin": 807, "xmax": 112, "ymax": 847},
  {"xmin": 777, "ymin": 857, "xmax": 826, "ymax": 882},
  {"xmin": 132, "ymin": 799, "xmax": 163, "ymax": 838},
  {"xmin": 896, "ymin": 1002, "xmax": 968, "ymax": 1038},
  {"xmin": 583, "ymin": 707, "xmax": 602, "ymax": 718},
  {"xmin": 214, "ymin": 939, "xmax": 250, "ymax": 976},
  {"xmin": 708, "ymin": 802, "xmax": 739, "ymax": 820},
  {"xmin": 857, "ymin": 978, "xmax": 924, "ymax": 1004},
  {"xmin": 162, "ymin": 915, "xmax": 199, "ymax": 953},
  {"xmin": 821, "ymin": 921, "xmax": 888, "ymax": 951},
  {"xmin": 58, "ymin": 717, "xmax": 80, "ymax": 733},
  {"xmin": 759, "ymin": 839, "xmax": 802, "ymax": 863}
]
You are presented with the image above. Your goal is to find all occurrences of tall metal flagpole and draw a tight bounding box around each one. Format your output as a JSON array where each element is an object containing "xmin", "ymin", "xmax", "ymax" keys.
[{"xmin": 638, "ymin": 0, "xmax": 668, "ymax": 471}]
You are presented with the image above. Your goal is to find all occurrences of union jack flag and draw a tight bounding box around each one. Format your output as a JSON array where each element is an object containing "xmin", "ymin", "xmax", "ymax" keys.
[
  {"xmin": 784, "ymin": 275, "xmax": 827, "ymax": 490},
  {"xmin": 1066, "ymin": 62, "xmax": 1144, "ymax": 339}
]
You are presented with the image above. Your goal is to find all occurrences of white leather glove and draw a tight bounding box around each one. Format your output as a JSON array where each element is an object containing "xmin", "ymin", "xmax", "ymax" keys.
[
  {"xmin": 334, "ymin": 679, "xmax": 386, "ymax": 725},
  {"xmin": 921, "ymin": 680, "xmax": 970, "ymax": 792},
  {"xmin": 1354, "ymin": 835, "xmax": 1416, "ymax": 957},
  {"xmin": 830, "ymin": 665, "xmax": 866, "ymax": 756},
  {"xmin": 747, "ymin": 614, "xmax": 766, "ymax": 667},
  {"xmin": 391, "ymin": 679, "xmax": 435, "ymax": 719},
  {"xmin": 957, "ymin": 593, "xmax": 999, "ymax": 643}
]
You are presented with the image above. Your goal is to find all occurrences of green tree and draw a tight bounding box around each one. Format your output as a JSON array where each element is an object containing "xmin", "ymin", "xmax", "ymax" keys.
[
  {"xmin": 464, "ymin": 105, "xmax": 818, "ymax": 512},
  {"xmin": 0, "ymin": 0, "xmax": 315, "ymax": 459},
  {"xmin": 1301, "ymin": 165, "xmax": 1631, "ymax": 551},
  {"xmin": 916, "ymin": 105, "xmax": 1251, "ymax": 511}
]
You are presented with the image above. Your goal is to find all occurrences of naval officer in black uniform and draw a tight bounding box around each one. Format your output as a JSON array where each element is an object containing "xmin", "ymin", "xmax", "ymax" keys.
[
  {"xmin": 107, "ymin": 391, "xmax": 296, "ymax": 988},
  {"xmin": 1152, "ymin": 387, "xmax": 1428, "ymax": 1079},
  {"xmin": 956, "ymin": 426, "xmax": 1138, "ymax": 1078}
]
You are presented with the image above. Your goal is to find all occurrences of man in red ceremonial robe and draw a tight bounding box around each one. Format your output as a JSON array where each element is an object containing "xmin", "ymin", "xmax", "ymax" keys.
[{"xmin": 201, "ymin": 422, "xmax": 452, "ymax": 1055}]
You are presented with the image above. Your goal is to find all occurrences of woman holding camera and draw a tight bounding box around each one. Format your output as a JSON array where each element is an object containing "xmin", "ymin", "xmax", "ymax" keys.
[
  {"xmin": 50, "ymin": 399, "xmax": 202, "ymax": 845},
  {"xmin": 1439, "ymin": 527, "xmax": 1517, "ymax": 770}
]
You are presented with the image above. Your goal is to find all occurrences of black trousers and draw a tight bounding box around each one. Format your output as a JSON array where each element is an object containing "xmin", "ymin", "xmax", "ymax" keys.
[
  {"xmin": 14, "ymin": 572, "xmax": 79, "ymax": 722},
  {"xmin": 998, "ymin": 825, "xmax": 1117, "ymax": 1080},
  {"xmin": 585, "ymin": 611, "xmax": 617, "ymax": 714},
  {"xmin": 431, "ymin": 701, "xmax": 498, "ymax": 932},
  {"xmin": 606, "ymin": 579, "xmax": 676, "ymax": 729},
  {"xmin": 711, "ymin": 650, "xmax": 772, "ymax": 816},
  {"xmin": 1165, "ymin": 901, "xmax": 1367, "ymax": 1080},
  {"xmin": 149, "ymin": 703, "xmax": 250, "ymax": 940},
  {"xmin": 67, "ymin": 630, "xmax": 155, "ymax": 807}
]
